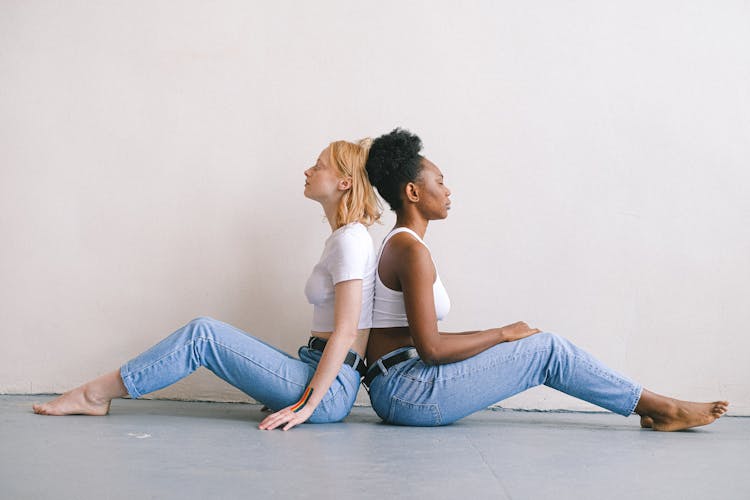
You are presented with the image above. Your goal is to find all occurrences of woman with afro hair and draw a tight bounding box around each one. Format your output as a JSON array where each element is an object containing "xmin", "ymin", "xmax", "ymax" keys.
[
  {"xmin": 362, "ymin": 127, "xmax": 728, "ymax": 431},
  {"xmin": 34, "ymin": 138, "xmax": 380, "ymax": 431}
]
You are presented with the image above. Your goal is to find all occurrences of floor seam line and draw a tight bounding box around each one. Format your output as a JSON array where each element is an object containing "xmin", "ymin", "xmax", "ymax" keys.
[{"xmin": 465, "ymin": 433, "xmax": 514, "ymax": 500}]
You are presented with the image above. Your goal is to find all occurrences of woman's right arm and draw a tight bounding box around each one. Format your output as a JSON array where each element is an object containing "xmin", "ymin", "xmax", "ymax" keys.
[{"xmin": 396, "ymin": 241, "xmax": 540, "ymax": 365}]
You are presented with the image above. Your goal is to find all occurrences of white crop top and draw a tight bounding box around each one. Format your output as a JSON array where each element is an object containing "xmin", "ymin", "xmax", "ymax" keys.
[
  {"xmin": 304, "ymin": 222, "xmax": 376, "ymax": 331},
  {"xmin": 372, "ymin": 227, "xmax": 451, "ymax": 328}
]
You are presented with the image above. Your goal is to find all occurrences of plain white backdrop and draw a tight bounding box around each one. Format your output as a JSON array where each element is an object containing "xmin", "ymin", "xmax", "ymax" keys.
[{"xmin": 2, "ymin": 1, "xmax": 748, "ymax": 413}]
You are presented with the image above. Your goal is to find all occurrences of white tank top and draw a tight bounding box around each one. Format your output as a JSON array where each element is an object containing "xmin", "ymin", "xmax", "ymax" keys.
[{"xmin": 371, "ymin": 227, "xmax": 450, "ymax": 328}]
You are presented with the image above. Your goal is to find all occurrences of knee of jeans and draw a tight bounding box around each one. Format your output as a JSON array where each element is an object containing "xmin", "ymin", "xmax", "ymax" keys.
[
  {"xmin": 187, "ymin": 316, "xmax": 220, "ymax": 340},
  {"xmin": 537, "ymin": 331, "xmax": 574, "ymax": 354},
  {"xmin": 189, "ymin": 316, "xmax": 216, "ymax": 327},
  {"xmin": 531, "ymin": 332, "xmax": 561, "ymax": 350},
  {"xmin": 533, "ymin": 331, "xmax": 556, "ymax": 344}
]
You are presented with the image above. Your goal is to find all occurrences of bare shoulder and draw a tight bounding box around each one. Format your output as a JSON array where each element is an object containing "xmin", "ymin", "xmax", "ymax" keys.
[
  {"xmin": 385, "ymin": 232, "xmax": 429, "ymax": 259},
  {"xmin": 382, "ymin": 233, "xmax": 433, "ymax": 280}
]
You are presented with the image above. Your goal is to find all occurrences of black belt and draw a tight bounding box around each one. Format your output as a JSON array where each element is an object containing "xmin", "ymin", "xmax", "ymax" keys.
[
  {"xmin": 307, "ymin": 337, "xmax": 367, "ymax": 378},
  {"xmin": 363, "ymin": 347, "xmax": 420, "ymax": 389}
]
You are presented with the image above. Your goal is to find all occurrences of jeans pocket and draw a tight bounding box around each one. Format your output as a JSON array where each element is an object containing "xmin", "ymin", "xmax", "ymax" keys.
[{"xmin": 388, "ymin": 395, "xmax": 442, "ymax": 426}]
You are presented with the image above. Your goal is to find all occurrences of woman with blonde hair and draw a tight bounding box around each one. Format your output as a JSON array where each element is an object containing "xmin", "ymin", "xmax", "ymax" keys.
[{"xmin": 34, "ymin": 138, "xmax": 380, "ymax": 431}]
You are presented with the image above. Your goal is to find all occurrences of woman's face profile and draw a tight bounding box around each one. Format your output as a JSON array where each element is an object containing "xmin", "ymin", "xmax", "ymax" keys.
[
  {"xmin": 414, "ymin": 158, "xmax": 452, "ymax": 220},
  {"xmin": 304, "ymin": 146, "xmax": 343, "ymax": 202}
]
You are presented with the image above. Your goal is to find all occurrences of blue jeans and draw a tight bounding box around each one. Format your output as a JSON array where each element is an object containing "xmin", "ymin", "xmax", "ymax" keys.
[
  {"xmin": 367, "ymin": 332, "xmax": 643, "ymax": 426},
  {"xmin": 120, "ymin": 316, "xmax": 361, "ymax": 423}
]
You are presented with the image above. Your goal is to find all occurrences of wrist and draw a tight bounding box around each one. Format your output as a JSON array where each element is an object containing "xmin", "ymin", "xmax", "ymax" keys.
[
  {"xmin": 495, "ymin": 327, "xmax": 508, "ymax": 344},
  {"xmin": 291, "ymin": 387, "xmax": 314, "ymax": 413}
]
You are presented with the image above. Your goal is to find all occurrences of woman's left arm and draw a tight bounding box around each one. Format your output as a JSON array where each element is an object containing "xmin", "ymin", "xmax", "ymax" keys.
[{"xmin": 258, "ymin": 279, "xmax": 362, "ymax": 430}]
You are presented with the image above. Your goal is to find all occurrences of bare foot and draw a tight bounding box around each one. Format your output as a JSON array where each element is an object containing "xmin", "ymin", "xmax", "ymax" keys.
[
  {"xmin": 648, "ymin": 399, "xmax": 729, "ymax": 432},
  {"xmin": 33, "ymin": 386, "xmax": 111, "ymax": 416},
  {"xmin": 32, "ymin": 370, "xmax": 127, "ymax": 416},
  {"xmin": 640, "ymin": 415, "xmax": 654, "ymax": 428}
]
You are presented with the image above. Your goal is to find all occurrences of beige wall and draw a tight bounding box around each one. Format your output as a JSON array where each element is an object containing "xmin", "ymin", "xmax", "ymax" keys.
[{"xmin": 2, "ymin": 1, "xmax": 749, "ymax": 414}]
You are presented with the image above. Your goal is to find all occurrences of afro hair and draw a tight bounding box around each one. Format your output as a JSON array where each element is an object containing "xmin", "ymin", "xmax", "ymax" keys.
[{"xmin": 365, "ymin": 128, "xmax": 424, "ymax": 211}]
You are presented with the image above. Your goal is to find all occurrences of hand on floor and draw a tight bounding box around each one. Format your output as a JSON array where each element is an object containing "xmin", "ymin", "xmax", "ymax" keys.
[{"xmin": 258, "ymin": 403, "xmax": 314, "ymax": 431}]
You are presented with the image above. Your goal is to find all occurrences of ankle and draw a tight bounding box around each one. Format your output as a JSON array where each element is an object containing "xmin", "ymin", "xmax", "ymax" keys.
[
  {"xmin": 655, "ymin": 398, "xmax": 680, "ymax": 420},
  {"xmin": 635, "ymin": 390, "xmax": 678, "ymax": 420},
  {"xmin": 81, "ymin": 384, "xmax": 109, "ymax": 405}
]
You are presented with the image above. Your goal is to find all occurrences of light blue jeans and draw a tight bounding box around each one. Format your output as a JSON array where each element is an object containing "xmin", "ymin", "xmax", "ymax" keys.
[
  {"xmin": 120, "ymin": 316, "xmax": 361, "ymax": 423},
  {"xmin": 367, "ymin": 332, "xmax": 643, "ymax": 426}
]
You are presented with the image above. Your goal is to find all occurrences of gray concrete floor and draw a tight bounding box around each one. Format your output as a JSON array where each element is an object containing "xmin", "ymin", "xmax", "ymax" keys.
[{"xmin": 2, "ymin": 395, "xmax": 748, "ymax": 500}]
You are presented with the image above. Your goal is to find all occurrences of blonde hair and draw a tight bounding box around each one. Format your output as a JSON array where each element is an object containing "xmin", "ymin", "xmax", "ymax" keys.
[{"xmin": 329, "ymin": 138, "xmax": 381, "ymax": 228}]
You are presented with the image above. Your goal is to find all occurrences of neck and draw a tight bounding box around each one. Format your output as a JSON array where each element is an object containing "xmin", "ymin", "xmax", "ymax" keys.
[
  {"xmin": 395, "ymin": 212, "xmax": 428, "ymax": 238},
  {"xmin": 322, "ymin": 200, "xmax": 340, "ymax": 232}
]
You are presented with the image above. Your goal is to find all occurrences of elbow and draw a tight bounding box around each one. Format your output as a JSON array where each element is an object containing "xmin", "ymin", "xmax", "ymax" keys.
[
  {"xmin": 415, "ymin": 345, "xmax": 442, "ymax": 365},
  {"xmin": 330, "ymin": 327, "xmax": 358, "ymax": 343}
]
